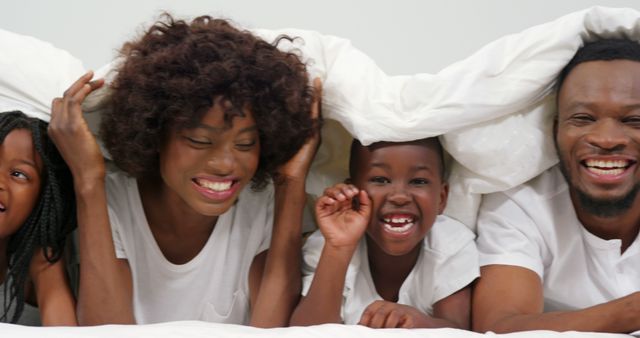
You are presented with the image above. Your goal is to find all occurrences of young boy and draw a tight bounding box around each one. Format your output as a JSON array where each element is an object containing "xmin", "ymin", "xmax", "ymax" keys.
[{"xmin": 290, "ymin": 138, "xmax": 478, "ymax": 329}]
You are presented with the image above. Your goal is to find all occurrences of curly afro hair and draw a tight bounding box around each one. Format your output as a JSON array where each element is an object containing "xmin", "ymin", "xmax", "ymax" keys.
[{"xmin": 101, "ymin": 13, "xmax": 316, "ymax": 189}]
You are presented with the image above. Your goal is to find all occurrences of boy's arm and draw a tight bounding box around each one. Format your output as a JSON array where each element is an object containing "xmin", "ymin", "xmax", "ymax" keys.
[
  {"xmin": 29, "ymin": 249, "xmax": 76, "ymax": 326},
  {"xmin": 473, "ymin": 264, "xmax": 640, "ymax": 333},
  {"xmin": 357, "ymin": 286, "xmax": 471, "ymax": 329},
  {"xmin": 48, "ymin": 72, "xmax": 134, "ymax": 324}
]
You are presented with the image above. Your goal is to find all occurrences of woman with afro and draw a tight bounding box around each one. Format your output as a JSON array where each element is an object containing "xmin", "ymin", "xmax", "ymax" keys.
[
  {"xmin": 48, "ymin": 14, "xmax": 320, "ymax": 327},
  {"xmin": 0, "ymin": 110, "xmax": 76, "ymax": 325}
]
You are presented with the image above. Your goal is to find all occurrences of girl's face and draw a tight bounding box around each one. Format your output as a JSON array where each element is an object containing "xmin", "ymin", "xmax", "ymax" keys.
[
  {"xmin": 158, "ymin": 100, "xmax": 260, "ymax": 217},
  {"xmin": 0, "ymin": 129, "xmax": 43, "ymax": 239}
]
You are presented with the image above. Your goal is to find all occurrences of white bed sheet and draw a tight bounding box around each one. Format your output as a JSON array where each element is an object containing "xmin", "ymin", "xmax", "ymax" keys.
[{"xmin": 0, "ymin": 321, "xmax": 633, "ymax": 338}]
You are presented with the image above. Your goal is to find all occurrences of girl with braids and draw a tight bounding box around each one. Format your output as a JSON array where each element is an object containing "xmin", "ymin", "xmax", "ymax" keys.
[
  {"xmin": 0, "ymin": 110, "xmax": 76, "ymax": 325},
  {"xmin": 49, "ymin": 14, "xmax": 319, "ymax": 326}
]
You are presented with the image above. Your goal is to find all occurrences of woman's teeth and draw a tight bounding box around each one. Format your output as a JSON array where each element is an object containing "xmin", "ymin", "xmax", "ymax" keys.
[{"xmin": 196, "ymin": 179, "xmax": 232, "ymax": 192}]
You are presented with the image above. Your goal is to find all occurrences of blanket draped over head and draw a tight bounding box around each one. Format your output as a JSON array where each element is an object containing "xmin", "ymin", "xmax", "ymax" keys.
[{"xmin": 2, "ymin": 6, "xmax": 640, "ymax": 230}]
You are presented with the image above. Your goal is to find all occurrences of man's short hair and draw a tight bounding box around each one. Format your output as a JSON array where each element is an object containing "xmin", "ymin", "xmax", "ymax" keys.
[{"xmin": 557, "ymin": 38, "xmax": 640, "ymax": 92}]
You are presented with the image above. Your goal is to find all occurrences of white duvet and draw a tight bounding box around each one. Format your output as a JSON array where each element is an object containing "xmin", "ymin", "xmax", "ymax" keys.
[{"xmin": 1, "ymin": 5, "xmax": 639, "ymax": 336}]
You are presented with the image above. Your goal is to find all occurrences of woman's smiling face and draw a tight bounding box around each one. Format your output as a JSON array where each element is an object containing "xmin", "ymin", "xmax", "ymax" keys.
[
  {"xmin": 158, "ymin": 99, "xmax": 260, "ymax": 217},
  {"xmin": 0, "ymin": 128, "xmax": 43, "ymax": 239}
]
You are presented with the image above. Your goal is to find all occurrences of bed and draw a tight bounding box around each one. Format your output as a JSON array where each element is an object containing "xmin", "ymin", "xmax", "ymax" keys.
[{"xmin": 1, "ymin": 5, "xmax": 639, "ymax": 337}]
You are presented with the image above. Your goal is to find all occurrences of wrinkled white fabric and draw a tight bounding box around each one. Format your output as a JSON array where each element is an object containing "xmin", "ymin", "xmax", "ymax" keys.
[
  {"xmin": 3, "ymin": 7, "xmax": 640, "ymax": 230},
  {"xmin": 0, "ymin": 29, "xmax": 84, "ymax": 122},
  {"xmin": 0, "ymin": 321, "xmax": 632, "ymax": 338}
]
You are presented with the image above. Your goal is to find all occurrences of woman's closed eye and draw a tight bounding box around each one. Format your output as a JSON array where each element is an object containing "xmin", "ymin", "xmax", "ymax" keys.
[
  {"xmin": 184, "ymin": 136, "xmax": 212, "ymax": 146},
  {"xmin": 235, "ymin": 139, "xmax": 257, "ymax": 151}
]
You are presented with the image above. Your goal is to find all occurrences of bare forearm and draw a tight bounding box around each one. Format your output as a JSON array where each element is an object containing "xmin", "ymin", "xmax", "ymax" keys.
[
  {"xmin": 75, "ymin": 181, "xmax": 133, "ymax": 325},
  {"xmin": 39, "ymin": 293, "xmax": 77, "ymax": 326},
  {"xmin": 477, "ymin": 293, "xmax": 640, "ymax": 333},
  {"xmin": 416, "ymin": 316, "xmax": 465, "ymax": 329},
  {"xmin": 290, "ymin": 245, "xmax": 354, "ymax": 326},
  {"xmin": 250, "ymin": 180, "xmax": 306, "ymax": 327},
  {"xmin": 32, "ymin": 258, "xmax": 77, "ymax": 326}
]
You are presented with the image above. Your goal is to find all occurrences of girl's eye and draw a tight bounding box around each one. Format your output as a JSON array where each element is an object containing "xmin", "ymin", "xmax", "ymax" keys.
[
  {"xmin": 410, "ymin": 178, "xmax": 429, "ymax": 185},
  {"xmin": 369, "ymin": 176, "xmax": 390, "ymax": 184},
  {"xmin": 11, "ymin": 171, "xmax": 28, "ymax": 180}
]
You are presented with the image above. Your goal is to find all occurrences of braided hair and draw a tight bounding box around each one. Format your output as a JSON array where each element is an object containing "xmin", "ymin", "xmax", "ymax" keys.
[{"xmin": 0, "ymin": 111, "xmax": 76, "ymax": 323}]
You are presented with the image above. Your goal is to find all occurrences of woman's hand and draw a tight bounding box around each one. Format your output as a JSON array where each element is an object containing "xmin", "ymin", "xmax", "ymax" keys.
[
  {"xmin": 315, "ymin": 183, "xmax": 371, "ymax": 251},
  {"xmin": 48, "ymin": 72, "xmax": 105, "ymax": 187},
  {"xmin": 277, "ymin": 78, "xmax": 322, "ymax": 183}
]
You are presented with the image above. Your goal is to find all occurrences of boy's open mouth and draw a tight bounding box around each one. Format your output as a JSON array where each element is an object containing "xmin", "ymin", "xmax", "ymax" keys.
[{"xmin": 381, "ymin": 214, "xmax": 416, "ymax": 233}]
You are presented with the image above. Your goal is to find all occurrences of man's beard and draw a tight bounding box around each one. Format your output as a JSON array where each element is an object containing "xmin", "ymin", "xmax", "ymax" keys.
[
  {"xmin": 575, "ymin": 184, "xmax": 640, "ymax": 218},
  {"xmin": 557, "ymin": 154, "xmax": 640, "ymax": 218}
]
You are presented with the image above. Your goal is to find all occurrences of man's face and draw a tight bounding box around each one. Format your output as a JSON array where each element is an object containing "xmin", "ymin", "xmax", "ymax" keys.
[{"xmin": 556, "ymin": 60, "xmax": 640, "ymax": 217}]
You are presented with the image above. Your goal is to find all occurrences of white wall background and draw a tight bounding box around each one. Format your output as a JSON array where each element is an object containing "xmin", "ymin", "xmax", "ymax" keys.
[{"xmin": 2, "ymin": 0, "xmax": 640, "ymax": 74}]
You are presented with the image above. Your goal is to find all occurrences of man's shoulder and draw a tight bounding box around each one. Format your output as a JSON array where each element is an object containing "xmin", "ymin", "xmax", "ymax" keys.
[
  {"xmin": 425, "ymin": 215, "xmax": 476, "ymax": 255},
  {"xmin": 499, "ymin": 165, "xmax": 569, "ymax": 204}
]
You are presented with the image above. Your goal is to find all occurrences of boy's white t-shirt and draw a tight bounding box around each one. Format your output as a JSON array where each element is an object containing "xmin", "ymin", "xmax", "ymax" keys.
[
  {"xmin": 477, "ymin": 166, "xmax": 640, "ymax": 311},
  {"xmin": 105, "ymin": 171, "xmax": 273, "ymax": 324},
  {"xmin": 301, "ymin": 215, "xmax": 479, "ymax": 324}
]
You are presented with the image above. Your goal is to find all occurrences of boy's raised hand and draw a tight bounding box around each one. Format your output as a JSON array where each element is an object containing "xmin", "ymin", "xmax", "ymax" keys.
[
  {"xmin": 315, "ymin": 183, "xmax": 371, "ymax": 250},
  {"xmin": 358, "ymin": 300, "xmax": 433, "ymax": 329},
  {"xmin": 48, "ymin": 71, "xmax": 105, "ymax": 185}
]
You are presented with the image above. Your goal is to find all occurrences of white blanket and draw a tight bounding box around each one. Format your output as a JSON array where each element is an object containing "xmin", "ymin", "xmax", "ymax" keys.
[
  {"xmin": 2, "ymin": 6, "xmax": 639, "ymax": 229},
  {"xmin": 1, "ymin": 5, "xmax": 640, "ymax": 336},
  {"xmin": 0, "ymin": 321, "xmax": 632, "ymax": 338}
]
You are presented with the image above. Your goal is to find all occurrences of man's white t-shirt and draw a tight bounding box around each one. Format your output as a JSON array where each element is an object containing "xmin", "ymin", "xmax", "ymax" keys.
[
  {"xmin": 301, "ymin": 215, "xmax": 479, "ymax": 324},
  {"xmin": 477, "ymin": 165, "xmax": 640, "ymax": 311},
  {"xmin": 106, "ymin": 171, "xmax": 273, "ymax": 324}
]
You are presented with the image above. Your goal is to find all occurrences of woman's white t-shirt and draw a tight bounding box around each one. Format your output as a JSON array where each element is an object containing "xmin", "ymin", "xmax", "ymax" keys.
[
  {"xmin": 301, "ymin": 215, "xmax": 479, "ymax": 324},
  {"xmin": 106, "ymin": 171, "xmax": 273, "ymax": 324}
]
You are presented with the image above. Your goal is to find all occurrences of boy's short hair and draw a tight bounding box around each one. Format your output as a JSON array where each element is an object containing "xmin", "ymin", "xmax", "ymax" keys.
[
  {"xmin": 348, "ymin": 137, "xmax": 446, "ymax": 181},
  {"xmin": 101, "ymin": 13, "xmax": 316, "ymax": 189}
]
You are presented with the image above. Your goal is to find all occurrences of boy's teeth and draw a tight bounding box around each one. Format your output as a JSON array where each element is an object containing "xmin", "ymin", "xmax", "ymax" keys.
[
  {"xmin": 383, "ymin": 222, "xmax": 413, "ymax": 233},
  {"xmin": 383, "ymin": 217, "xmax": 414, "ymax": 224},
  {"xmin": 198, "ymin": 179, "xmax": 232, "ymax": 192}
]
